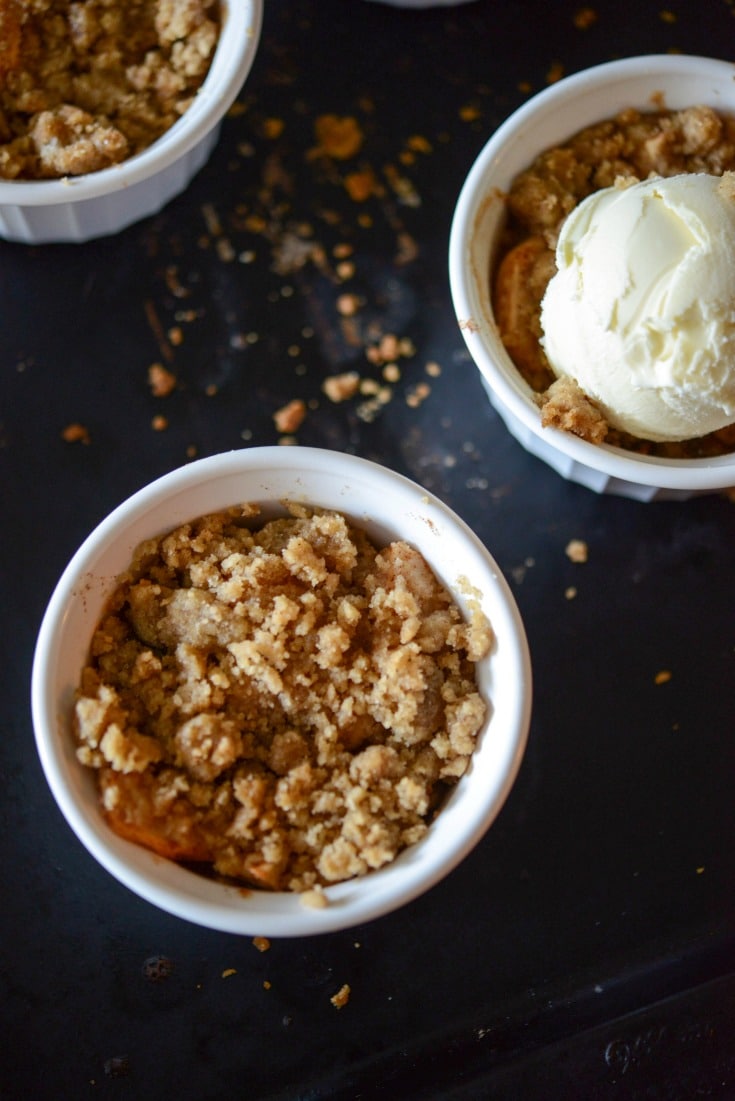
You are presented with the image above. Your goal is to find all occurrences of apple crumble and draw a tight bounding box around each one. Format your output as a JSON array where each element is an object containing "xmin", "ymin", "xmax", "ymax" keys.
[
  {"xmin": 0, "ymin": 0, "xmax": 220, "ymax": 180},
  {"xmin": 74, "ymin": 504, "xmax": 493, "ymax": 892},
  {"xmin": 493, "ymin": 104, "xmax": 735, "ymax": 458}
]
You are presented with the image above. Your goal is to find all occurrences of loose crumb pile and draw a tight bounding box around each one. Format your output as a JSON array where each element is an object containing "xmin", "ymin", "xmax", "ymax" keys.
[
  {"xmin": 0, "ymin": 0, "xmax": 220, "ymax": 179},
  {"xmin": 74, "ymin": 504, "xmax": 493, "ymax": 892},
  {"xmin": 330, "ymin": 983, "xmax": 351, "ymax": 1009}
]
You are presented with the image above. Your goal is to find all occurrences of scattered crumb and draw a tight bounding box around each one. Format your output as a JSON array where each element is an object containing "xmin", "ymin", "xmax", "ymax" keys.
[
  {"xmin": 202, "ymin": 202, "xmax": 223, "ymax": 236},
  {"xmin": 151, "ymin": 415, "xmax": 168, "ymax": 432},
  {"xmin": 253, "ymin": 937, "xmax": 271, "ymax": 953},
  {"xmin": 394, "ymin": 229, "xmax": 419, "ymax": 265},
  {"xmin": 263, "ymin": 117, "xmax": 285, "ymax": 140},
  {"xmin": 356, "ymin": 397, "xmax": 383, "ymax": 422},
  {"xmin": 406, "ymin": 382, "xmax": 431, "ymax": 409},
  {"xmin": 540, "ymin": 378, "xmax": 608, "ymax": 443},
  {"xmin": 273, "ymin": 398, "xmax": 307, "ymax": 434},
  {"xmin": 546, "ymin": 61, "xmax": 565, "ymax": 84},
  {"xmin": 565, "ymin": 586, "xmax": 577, "ymax": 600},
  {"xmin": 323, "ymin": 371, "xmax": 361, "ymax": 403},
  {"xmin": 406, "ymin": 134, "xmax": 432, "ymax": 155},
  {"xmin": 148, "ymin": 363, "xmax": 177, "ymax": 397},
  {"xmin": 654, "ymin": 669, "xmax": 672, "ymax": 685},
  {"xmin": 263, "ymin": 980, "xmax": 272, "ymax": 989},
  {"xmin": 164, "ymin": 266, "xmax": 189, "ymax": 299},
  {"xmin": 365, "ymin": 334, "xmax": 415, "ymax": 366},
  {"xmin": 459, "ymin": 104, "xmax": 481, "ymax": 123},
  {"xmin": 311, "ymin": 115, "xmax": 364, "ymax": 160},
  {"xmin": 345, "ymin": 168, "xmax": 381, "ymax": 202},
  {"xmin": 384, "ymin": 163, "xmax": 421, "ymax": 208},
  {"xmin": 330, "ymin": 983, "xmax": 351, "ymax": 1010},
  {"xmin": 216, "ymin": 238, "xmax": 236, "ymax": 262},
  {"xmin": 61, "ymin": 423, "xmax": 90, "ymax": 444},
  {"xmin": 573, "ymin": 6, "xmax": 598, "ymax": 28},
  {"xmin": 511, "ymin": 557, "xmax": 535, "ymax": 584},
  {"xmin": 336, "ymin": 293, "xmax": 362, "ymax": 317},
  {"xmin": 221, "ymin": 968, "xmax": 237, "ymax": 979},
  {"xmin": 565, "ymin": 539, "xmax": 588, "ymax": 564},
  {"xmin": 144, "ymin": 300, "xmax": 174, "ymax": 364}
]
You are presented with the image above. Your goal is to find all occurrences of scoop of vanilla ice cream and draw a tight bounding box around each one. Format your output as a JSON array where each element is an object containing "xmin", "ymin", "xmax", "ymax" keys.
[{"xmin": 539, "ymin": 172, "xmax": 735, "ymax": 441}]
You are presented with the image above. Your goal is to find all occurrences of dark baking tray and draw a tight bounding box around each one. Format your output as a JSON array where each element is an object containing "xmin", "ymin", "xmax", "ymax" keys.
[{"xmin": 2, "ymin": 1, "xmax": 735, "ymax": 1097}]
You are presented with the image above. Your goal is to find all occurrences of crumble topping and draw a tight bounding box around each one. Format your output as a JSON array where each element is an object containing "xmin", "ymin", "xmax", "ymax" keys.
[
  {"xmin": 0, "ymin": 0, "xmax": 220, "ymax": 179},
  {"xmin": 74, "ymin": 504, "xmax": 493, "ymax": 892}
]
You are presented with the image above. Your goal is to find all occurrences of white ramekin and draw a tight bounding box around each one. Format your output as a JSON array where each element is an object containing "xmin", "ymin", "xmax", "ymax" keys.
[
  {"xmin": 0, "ymin": 0, "xmax": 263, "ymax": 244},
  {"xmin": 449, "ymin": 54, "xmax": 735, "ymax": 501},
  {"xmin": 31, "ymin": 447, "xmax": 532, "ymax": 937}
]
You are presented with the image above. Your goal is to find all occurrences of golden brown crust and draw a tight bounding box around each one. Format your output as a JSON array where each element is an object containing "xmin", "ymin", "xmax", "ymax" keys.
[
  {"xmin": 0, "ymin": 0, "xmax": 220, "ymax": 179},
  {"xmin": 75, "ymin": 506, "xmax": 493, "ymax": 892}
]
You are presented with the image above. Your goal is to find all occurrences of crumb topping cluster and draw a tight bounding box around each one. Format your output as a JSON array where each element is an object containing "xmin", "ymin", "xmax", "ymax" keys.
[
  {"xmin": 0, "ymin": 0, "xmax": 219, "ymax": 179},
  {"xmin": 74, "ymin": 504, "xmax": 492, "ymax": 892}
]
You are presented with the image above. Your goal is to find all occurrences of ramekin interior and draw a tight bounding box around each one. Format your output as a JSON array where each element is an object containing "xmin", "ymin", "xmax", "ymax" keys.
[
  {"xmin": 0, "ymin": 0, "xmax": 263, "ymax": 206},
  {"xmin": 31, "ymin": 448, "xmax": 531, "ymax": 936}
]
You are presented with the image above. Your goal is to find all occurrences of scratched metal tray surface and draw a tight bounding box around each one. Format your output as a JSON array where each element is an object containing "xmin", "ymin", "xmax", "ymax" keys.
[{"xmin": 2, "ymin": 1, "xmax": 735, "ymax": 1098}]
